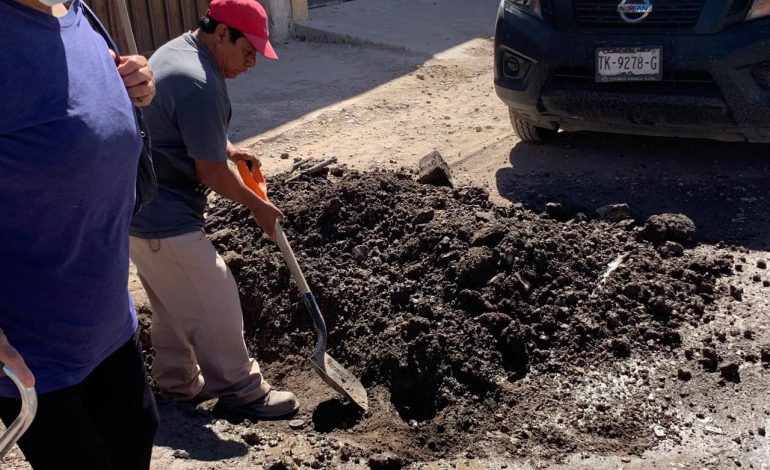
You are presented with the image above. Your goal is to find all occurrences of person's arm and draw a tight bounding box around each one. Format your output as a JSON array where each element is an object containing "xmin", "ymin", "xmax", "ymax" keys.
[
  {"xmin": 195, "ymin": 160, "xmax": 283, "ymax": 240},
  {"xmin": 226, "ymin": 140, "xmax": 261, "ymax": 167},
  {"xmin": 0, "ymin": 328, "xmax": 34, "ymax": 389}
]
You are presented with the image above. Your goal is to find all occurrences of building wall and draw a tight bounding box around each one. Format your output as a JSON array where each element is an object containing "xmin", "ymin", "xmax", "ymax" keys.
[
  {"xmin": 90, "ymin": 0, "xmax": 309, "ymax": 55},
  {"xmin": 260, "ymin": 0, "xmax": 294, "ymax": 41},
  {"xmin": 89, "ymin": 0, "xmax": 209, "ymax": 55}
]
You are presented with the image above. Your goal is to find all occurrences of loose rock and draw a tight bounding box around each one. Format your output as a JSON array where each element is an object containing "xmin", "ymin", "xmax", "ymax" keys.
[
  {"xmin": 417, "ymin": 150, "xmax": 453, "ymax": 188},
  {"xmin": 368, "ymin": 451, "xmax": 405, "ymax": 470},
  {"xmin": 595, "ymin": 203, "xmax": 637, "ymax": 223},
  {"xmin": 641, "ymin": 213, "xmax": 696, "ymax": 244}
]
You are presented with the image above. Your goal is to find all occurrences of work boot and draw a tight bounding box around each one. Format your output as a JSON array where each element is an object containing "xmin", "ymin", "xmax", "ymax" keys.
[{"xmin": 222, "ymin": 390, "xmax": 299, "ymax": 420}]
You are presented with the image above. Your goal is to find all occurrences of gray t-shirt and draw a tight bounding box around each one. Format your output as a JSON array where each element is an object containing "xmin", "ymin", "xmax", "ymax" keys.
[{"xmin": 130, "ymin": 32, "xmax": 231, "ymax": 239}]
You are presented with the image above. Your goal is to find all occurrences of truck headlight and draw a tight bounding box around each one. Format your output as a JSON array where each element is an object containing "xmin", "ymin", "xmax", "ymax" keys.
[
  {"xmin": 746, "ymin": 0, "xmax": 770, "ymax": 21},
  {"xmin": 502, "ymin": 0, "xmax": 543, "ymax": 20}
]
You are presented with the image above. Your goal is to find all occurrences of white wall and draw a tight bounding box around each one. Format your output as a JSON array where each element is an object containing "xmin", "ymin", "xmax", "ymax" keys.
[{"xmin": 259, "ymin": 0, "xmax": 298, "ymax": 41}]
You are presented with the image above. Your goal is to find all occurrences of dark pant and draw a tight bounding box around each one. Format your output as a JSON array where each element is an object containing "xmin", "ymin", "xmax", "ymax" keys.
[{"xmin": 0, "ymin": 335, "xmax": 158, "ymax": 470}]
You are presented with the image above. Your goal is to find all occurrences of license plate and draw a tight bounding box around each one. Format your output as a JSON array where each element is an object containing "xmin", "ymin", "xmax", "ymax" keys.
[{"xmin": 596, "ymin": 47, "xmax": 662, "ymax": 82}]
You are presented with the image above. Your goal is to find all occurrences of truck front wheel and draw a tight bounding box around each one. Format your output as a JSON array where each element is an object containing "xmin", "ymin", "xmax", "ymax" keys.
[{"xmin": 509, "ymin": 110, "xmax": 558, "ymax": 143}]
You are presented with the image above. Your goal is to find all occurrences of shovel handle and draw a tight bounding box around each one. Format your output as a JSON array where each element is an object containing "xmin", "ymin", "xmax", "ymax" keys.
[
  {"xmin": 112, "ymin": 0, "xmax": 138, "ymax": 55},
  {"xmin": 236, "ymin": 163, "xmax": 367, "ymax": 410},
  {"xmin": 0, "ymin": 362, "xmax": 37, "ymax": 461},
  {"xmin": 236, "ymin": 163, "xmax": 329, "ymax": 352},
  {"xmin": 274, "ymin": 223, "xmax": 310, "ymax": 295},
  {"xmin": 274, "ymin": 224, "xmax": 328, "ymax": 353}
]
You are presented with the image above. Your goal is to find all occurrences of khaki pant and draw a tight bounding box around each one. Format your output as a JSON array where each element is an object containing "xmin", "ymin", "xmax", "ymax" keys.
[{"xmin": 129, "ymin": 231, "xmax": 270, "ymax": 406}]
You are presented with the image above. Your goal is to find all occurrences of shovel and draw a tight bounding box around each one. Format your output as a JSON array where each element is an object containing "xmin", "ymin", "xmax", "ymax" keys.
[
  {"xmin": 0, "ymin": 362, "xmax": 37, "ymax": 460},
  {"xmin": 236, "ymin": 161, "xmax": 368, "ymax": 412}
]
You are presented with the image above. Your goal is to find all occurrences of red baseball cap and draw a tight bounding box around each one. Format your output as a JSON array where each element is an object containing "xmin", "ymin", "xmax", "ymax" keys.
[{"xmin": 207, "ymin": 0, "xmax": 278, "ymax": 60}]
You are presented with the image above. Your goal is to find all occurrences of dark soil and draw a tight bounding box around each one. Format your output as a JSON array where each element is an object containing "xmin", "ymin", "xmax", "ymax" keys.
[{"xmin": 196, "ymin": 170, "xmax": 733, "ymax": 464}]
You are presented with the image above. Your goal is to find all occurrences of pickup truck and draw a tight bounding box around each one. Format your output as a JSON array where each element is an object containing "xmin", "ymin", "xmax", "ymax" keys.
[{"xmin": 494, "ymin": 0, "xmax": 770, "ymax": 142}]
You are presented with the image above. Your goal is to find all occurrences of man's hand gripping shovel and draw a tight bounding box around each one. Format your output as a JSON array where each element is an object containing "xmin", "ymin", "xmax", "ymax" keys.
[
  {"xmin": 237, "ymin": 162, "xmax": 369, "ymax": 412},
  {"xmin": 0, "ymin": 362, "xmax": 37, "ymax": 460}
]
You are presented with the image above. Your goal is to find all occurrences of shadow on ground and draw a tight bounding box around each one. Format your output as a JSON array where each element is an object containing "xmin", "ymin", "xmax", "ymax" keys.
[
  {"xmin": 494, "ymin": 131, "xmax": 770, "ymax": 250},
  {"xmin": 297, "ymin": 0, "xmax": 499, "ymax": 56},
  {"xmin": 153, "ymin": 399, "xmax": 249, "ymax": 461},
  {"xmin": 227, "ymin": 0, "xmax": 500, "ymax": 142}
]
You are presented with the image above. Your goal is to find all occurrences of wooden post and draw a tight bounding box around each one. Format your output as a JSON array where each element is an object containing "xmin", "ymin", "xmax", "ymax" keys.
[
  {"xmin": 291, "ymin": 0, "xmax": 308, "ymax": 21},
  {"xmin": 112, "ymin": 0, "xmax": 138, "ymax": 55}
]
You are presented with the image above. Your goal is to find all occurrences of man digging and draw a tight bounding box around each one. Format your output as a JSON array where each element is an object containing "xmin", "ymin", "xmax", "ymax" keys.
[{"xmin": 129, "ymin": 0, "xmax": 298, "ymax": 419}]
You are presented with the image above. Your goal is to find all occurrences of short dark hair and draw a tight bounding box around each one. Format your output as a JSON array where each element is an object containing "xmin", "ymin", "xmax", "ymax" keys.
[{"xmin": 198, "ymin": 15, "xmax": 244, "ymax": 43}]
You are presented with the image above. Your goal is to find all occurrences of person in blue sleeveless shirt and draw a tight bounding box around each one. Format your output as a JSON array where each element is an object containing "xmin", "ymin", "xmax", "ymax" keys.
[{"xmin": 0, "ymin": 0, "xmax": 159, "ymax": 468}]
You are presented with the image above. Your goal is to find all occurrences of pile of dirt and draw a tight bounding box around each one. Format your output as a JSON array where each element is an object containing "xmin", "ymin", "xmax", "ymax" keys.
[{"xmin": 201, "ymin": 169, "xmax": 732, "ymax": 462}]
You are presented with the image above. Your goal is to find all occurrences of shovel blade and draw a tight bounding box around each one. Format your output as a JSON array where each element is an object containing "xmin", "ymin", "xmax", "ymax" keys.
[{"xmin": 310, "ymin": 352, "xmax": 368, "ymax": 412}]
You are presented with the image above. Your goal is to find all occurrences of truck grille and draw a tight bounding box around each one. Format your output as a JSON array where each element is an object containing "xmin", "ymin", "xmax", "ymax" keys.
[
  {"xmin": 549, "ymin": 68, "xmax": 720, "ymax": 95},
  {"xmin": 573, "ymin": 0, "xmax": 705, "ymax": 31}
]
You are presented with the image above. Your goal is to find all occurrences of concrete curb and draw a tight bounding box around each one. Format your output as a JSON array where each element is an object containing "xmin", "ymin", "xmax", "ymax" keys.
[{"xmin": 294, "ymin": 22, "xmax": 425, "ymax": 56}]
